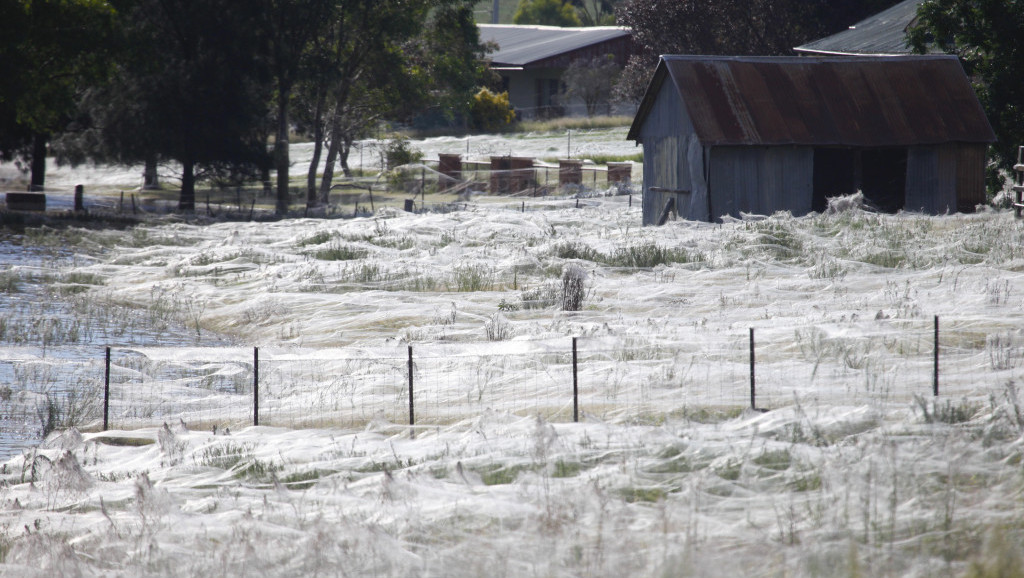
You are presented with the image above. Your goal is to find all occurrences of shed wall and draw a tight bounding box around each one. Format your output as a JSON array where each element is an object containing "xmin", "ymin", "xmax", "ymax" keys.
[
  {"xmin": 906, "ymin": 145, "xmax": 956, "ymax": 213},
  {"xmin": 708, "ymin": 147, "xmax": 813, "ymax": 219},
  {"xmin": 638, "ymin": 78, "xmax": 708, "ymax": 224},
  {"xmin": 956, "ymin": 144, "xmax": 987, "ymax": 211}
]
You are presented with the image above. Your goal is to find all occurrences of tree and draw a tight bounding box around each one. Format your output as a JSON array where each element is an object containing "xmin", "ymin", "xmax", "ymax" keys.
[
  {"xmin": 614, "ymin": 0, "xmax": 905, "ymax": 109},
  {"xmin": 0, "ymin": 0, "xmax": 117, "ymax": 191},
  {"xmin": 470, "ymin": 88, "xmax": 516, "ymax": 132},
  {"xmin": 908, "ymin": 0, "xmax": 1024, "ymax": 178},
  {"xmin": 514, "ymin": 0, "xmax": 582, "ymax": 27},
  {"xmin": 255, "ymin": 0, "xmax": 336, "ymax": 215},
  {"xmin": 70, "ymin": 0, "xmax": 271, "ymax": 211},
  {"xmin": 409, "ymin": 0, "xmax": 491, "ymax": 128},
  {"xmin": 560, "ymin": 54, "xmax": 619, "ymax": 116},
  {"xmin": 568, "ymin": 0, "xmax": 618, "ymax": 26},
  {"xmin": 297, "ymin": 0, "xmax": 490, "ymax": 208},
  {"xmin": 295, "ymin": 0, "xmax": 431, "ymax": 208}
]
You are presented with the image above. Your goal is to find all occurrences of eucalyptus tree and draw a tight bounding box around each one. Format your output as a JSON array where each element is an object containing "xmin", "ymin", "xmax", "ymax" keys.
[
  {"xmin": 299, "ymin": 0, "xmax": 489, "ymax": 208},
  {"xmin": 254, "ymin": 0, "xmax": 335, "ymax": 214},
  {"xmin": 0, "ymin": 0, "xmax": 117, "ymax": 191},
  {"xmin": 72, "ymin": 0, "xmax": 271, "ymax": 211},
  {"xmin": 909, "ymin": 0, "xmax": 1024, "ymax": 177}
]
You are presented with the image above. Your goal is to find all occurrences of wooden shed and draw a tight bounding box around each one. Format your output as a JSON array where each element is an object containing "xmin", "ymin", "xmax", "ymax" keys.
[{"xmin": 628, "ymin": 55, "xmax": 996, "ymax": 224}]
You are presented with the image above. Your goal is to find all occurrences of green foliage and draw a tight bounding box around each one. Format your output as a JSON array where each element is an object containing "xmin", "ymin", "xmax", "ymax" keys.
[
  {"xmin": 552, "ymin": 240, "xmax": 705, "ymax": 268},
  {"xmin": 470, "ymin": 88, "xmax": 516, "ymax": 133},
  {"xmin": 57, "ymin": 272, "xmax": 105, "ymax": 296},
  {"xmin": 618, "ymin": 486, "xmax": 666, "ymax": 503},
  {"xmin": 0, "ymin": 0, "xmax": 117, "ymax": 172},
  {"xmin": 752, "ymin": 449, "xmax": 792, "ymax": 471},
  {"xmin": 383, "ymin": 136, "xmax": 424, "ymax": 170},
  {"xmin": 520, "ymin": 283, "xmax": 560, "ymax": 309},
  {"xmin": 553, "ymin": 241, "xmax": 601, "ymax": 262},
  {"xmin": 513, "ymin": 0, "xmax": 581, "ymax": 26},
  {"xmin": 517, "ymin": 115, "xmax": 632, "ymax": 133},
  {"xmin": 448, "ymin": 264, "xmax": 495, "ymax": 292},
  {"xmin": 561, "ymin": 264, "xmax": 586, "ymax": 311},
  {"xmin": 915, "ymin": 395, "xmax": 982, "ymax": 425},
  {"xmin": 965, "ymin": 528, "xmax": 1024, "ymax": 578},
  {"xmin": 298, "ymin": 231, "xmax": 332, "ymax": 247},
  {"xmin": 0, "ymin": 270, "xmax": 19, "ymax": 294},
  {"xmin": 909, "ymin": 0, "xmax": 1024, "ymax": 183},
  {"xmin": 551, "ymin": 459, "xmax": 583, "ymax": 478},
  {"xmin": 477, "ymin": 463, "xmax": 531, "ymax": 485},
  {"xmin": 198, "ymin": 441, "xmax": 279, "ymax": 481},
  {"xmin": 314, "ymin": 242, "xmax": 368, "ymax": 261}
]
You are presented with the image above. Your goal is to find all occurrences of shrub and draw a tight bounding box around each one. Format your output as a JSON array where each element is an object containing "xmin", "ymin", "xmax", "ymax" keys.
[
  {"xmin": 561, "ymin": 265, "xmax": 586, "ymax": 311},
  {"xmin": 484, "ymin": 312, "xmax": 513, "ymax": 341},
  {"xmin": 470, "ymin": 88, "xmax": 516, "ymax": 133},
  {"xmin": 383, "ymin": 136, "xmax": 423, "ymax": 170}
]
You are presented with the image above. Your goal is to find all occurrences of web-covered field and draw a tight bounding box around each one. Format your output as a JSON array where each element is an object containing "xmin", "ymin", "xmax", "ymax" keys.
[{"xmin": 3, "ymin": 136, "xmax": 1024, "ymax": 575}]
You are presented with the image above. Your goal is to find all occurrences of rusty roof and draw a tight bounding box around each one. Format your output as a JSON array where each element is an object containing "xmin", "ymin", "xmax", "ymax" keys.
[{"xmin": 627, "ymin": 55, "xmax": 996, "ymax": 147}]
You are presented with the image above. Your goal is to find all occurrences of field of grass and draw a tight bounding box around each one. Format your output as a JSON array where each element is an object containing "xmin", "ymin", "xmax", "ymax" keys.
[{"xmin": 2, "ymin": 129, "xmax": 1024, "ymax": 576}]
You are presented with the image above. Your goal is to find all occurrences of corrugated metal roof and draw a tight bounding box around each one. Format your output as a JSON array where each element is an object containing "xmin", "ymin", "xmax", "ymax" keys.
[
  {"xmin": 479, "ymin": 24, "xmax": 630, "ymax": 68},
  {"xmin": 795, "ymin": 0, "xmax": 930, "ymax": 56},
  {"xmin": 628, "ymin": 55, "xmax": 996, "ymax": 147}
]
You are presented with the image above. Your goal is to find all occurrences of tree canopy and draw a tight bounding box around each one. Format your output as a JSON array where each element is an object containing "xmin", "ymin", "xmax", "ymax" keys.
[
  {"xmin": 513, "ymin": 0, "xmax": 582, "ymax": 27},
  {"xmin": 613, "ymin": 0, "xmax": 906, "ymax": 107},
  {"xmin": 909, "ymin": 0, "xmax": 1024, "ymax": 176},
  {"xmin": 0, "ymin": 0, "xmax": 118, "ymax": 190},
  {"xmin": 4, "ymin": 0, "xmax": 489, "ymax": 212}
]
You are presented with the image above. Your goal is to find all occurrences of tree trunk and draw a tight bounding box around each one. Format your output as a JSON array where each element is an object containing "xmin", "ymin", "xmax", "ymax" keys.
[
  {"xmin": 306, "ymin": 90, "xmax": 326, "ymax": 209},
  {"xmin": 29, "ymin": 133, "xmax": 47, "ymax": 192},
  {"xmin": 143, "ymin": 155, "xmax": 160, "ymax": 190},
  {"xmin": 339, "ymin": 136, "xmax": 353, "ymax": 178},
  {"xmin": 318, "ymin": 120, "xmax": 341, "ymax": 206},
  {"xmin": 275, "ymin": 89, "xmax": 291, "ymax": 215},
  {"xmin": 179, "ymin": 158, "xmax": 196, "ymax": 212}
]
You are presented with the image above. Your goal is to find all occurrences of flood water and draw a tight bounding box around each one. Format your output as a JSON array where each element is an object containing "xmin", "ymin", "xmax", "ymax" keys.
[{"xmin": 0, "ymin": 240, "xmax": 231, "ymax": 461}]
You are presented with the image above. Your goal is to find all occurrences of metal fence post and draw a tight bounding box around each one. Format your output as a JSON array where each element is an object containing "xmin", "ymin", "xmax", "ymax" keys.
[
  {"xmin": 933, "ymin": 316, "xmax": 939, "ymax": 397},
  {"xmin": 253, "ymin": 347, "xmax": 259, "ymax": 426},
  {"xmin": 408, "ymin": 345, "xmax": 415, "ymax": 428},
  {"xmin": 103, "ymin": 346, "xmax": 111, "ymax": 431},
  {"xmin": 749, "ymin": 328, "xmax": 756, "ymax": 410},
  {"xmin": 572, "ymin": 337, "xmax": 579, "ymax": 423}
]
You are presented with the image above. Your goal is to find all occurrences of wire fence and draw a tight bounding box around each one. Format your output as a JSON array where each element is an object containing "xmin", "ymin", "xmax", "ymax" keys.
[{"xmin": 2, "ymin": 316, "xmax": 1021, "ymax": 456}]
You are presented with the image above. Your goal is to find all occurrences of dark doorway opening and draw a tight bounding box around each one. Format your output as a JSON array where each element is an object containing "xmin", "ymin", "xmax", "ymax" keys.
[
  {"xmin": 861, "ymin": 148, "xmax": 907, "ymax": 213},
  {"xmin": 812, "ymin": 148, "xmax": 857, "ymax": 212},
  {"xmin": 812, "ymin": 147, "xmax": 908, "ymax": 213}
]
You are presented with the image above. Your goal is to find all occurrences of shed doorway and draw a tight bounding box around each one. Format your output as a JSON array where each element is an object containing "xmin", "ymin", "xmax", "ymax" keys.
[
  {"xmin": 861, "ymin": 148, "xmax": 907, "ymax": 213},
  {"xmin": 812, "ymin": 148, "xmax": 857, "ymax": 212},
  {"xmin": 812, "ymin": 147, "xmax": 907, "ymax": 213}
]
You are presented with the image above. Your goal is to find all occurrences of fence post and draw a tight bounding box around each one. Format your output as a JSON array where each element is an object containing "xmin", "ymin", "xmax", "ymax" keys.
[
  {"xmin": 103, "ymin": 346, "xmax": 111, "ymax": 431},
  {"xmin": 572, "ymin": 337, "xmax": 579, "ymax": 423},
  {"xmin": 253, "ymin": 347, "xmax": 259, "ymax": 426},
  {"xmin": 933, "ymin": 316, "xmax": 939, "ymax": 397},
  {"xmin": 749, "ymin": 328, "xmax": 756, "ymax": 410},
  {"xmin": 408, "ymin": 345, "xmax": 415, "ymax": 428}
]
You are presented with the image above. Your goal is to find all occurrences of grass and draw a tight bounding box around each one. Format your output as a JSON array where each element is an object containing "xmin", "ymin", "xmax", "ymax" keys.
[
  {"xmin": 313, "ymin": 242, "xmax": 368, "ymax": 261},
  {"xmin": 552, "ymin": 241, "xmax": 705, "ymax": 268},
  {"xmin": 0, "ymin": 270, "xmax": 18, "ymax": 293},
  {"xmin": 516, "ymin": 115, "xmax": 632, "ymax": 133}
]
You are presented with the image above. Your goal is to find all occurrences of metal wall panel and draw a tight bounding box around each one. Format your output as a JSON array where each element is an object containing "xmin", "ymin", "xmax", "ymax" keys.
[
  {"xmin": 906, "ymin": 145, "xmax": 956, "ymax": 214},
  {"xmin": 639, "ymin": 80, "xmax": 699, "ymax": 224},
  {"xmin": 956, "ymin": 144, "xmax": 988, "ymax": 211},
  {"xmin": 708, "ymin": 147, "xmax": 813, "ymax": 220}
]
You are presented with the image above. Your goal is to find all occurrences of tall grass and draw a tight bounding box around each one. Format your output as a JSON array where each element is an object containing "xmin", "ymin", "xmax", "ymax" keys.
[{"xmin": 517, "ymin": 115, "xmax": 632, "ymax": 133}]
